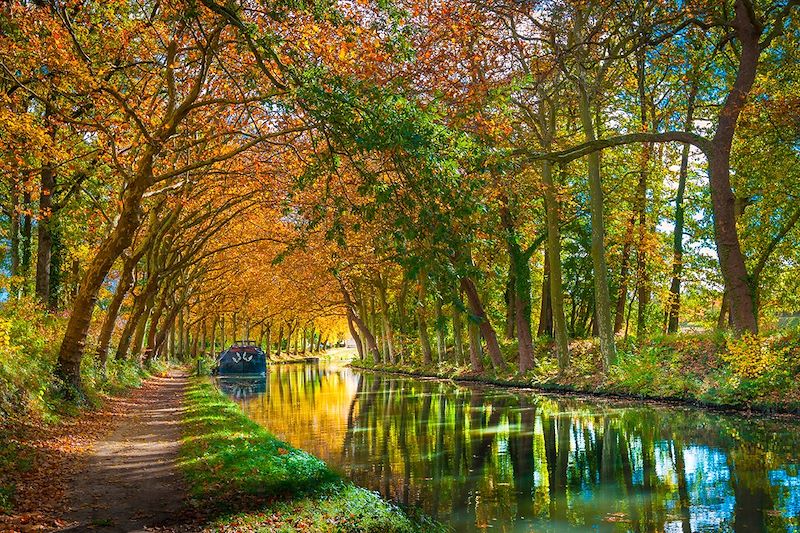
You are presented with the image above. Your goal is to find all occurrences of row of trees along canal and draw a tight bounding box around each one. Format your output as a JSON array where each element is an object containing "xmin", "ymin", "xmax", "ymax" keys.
[{"xmin": 1, "ymin": 0, "xmax": 798, "ymax": 391}]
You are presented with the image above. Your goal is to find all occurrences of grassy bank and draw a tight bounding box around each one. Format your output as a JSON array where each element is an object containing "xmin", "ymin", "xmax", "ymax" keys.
[
  {"xmin": 180, "ymin": 379, "xmax": 443, "ymax": 532},
  {"xmin": 350, "ymin": 330, "xmax": 800, "ymax": 415}
]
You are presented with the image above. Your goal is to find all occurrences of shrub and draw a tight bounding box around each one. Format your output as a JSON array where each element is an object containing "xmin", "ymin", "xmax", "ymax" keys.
[
  {"xmin": 0, "ymin": 298, "xmax": 63, "ymax": 417},
  {"xmin": 723, "ymin": 332, "xmax": 784, "ymax": 379}
]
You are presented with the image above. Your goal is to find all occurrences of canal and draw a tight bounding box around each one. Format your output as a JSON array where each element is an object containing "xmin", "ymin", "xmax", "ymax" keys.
[{"xmin": 217, "ymin": 362, "xmax": 800, "ymax": 532}]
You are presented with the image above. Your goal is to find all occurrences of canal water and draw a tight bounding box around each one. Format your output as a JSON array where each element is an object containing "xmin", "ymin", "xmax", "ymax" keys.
[{"xmin": 217, "ymin": 362, "xmax": 800, "ymax": 532}]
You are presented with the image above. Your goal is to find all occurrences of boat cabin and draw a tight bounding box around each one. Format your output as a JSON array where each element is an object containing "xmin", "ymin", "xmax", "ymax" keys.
[{"xmin": 214, "ymin": 340, "xmax": 267, "ymax": 375}]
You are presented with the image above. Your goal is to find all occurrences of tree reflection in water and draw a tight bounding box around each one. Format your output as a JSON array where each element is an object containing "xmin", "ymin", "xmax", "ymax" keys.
[{"xmin": 227, "ymin": 363, "xmax": 800, "ymax": 532}]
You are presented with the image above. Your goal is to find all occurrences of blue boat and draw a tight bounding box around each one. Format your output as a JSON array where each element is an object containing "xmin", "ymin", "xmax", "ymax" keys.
[{"xmin": 213, "ymin": 340, "xmax": 267, "ymax": 376}]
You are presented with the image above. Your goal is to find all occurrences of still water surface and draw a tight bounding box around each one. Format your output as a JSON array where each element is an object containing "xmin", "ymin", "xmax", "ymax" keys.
[{"xmin": 218, "ymin": 362, "xmax": 800, "ymax": 532}]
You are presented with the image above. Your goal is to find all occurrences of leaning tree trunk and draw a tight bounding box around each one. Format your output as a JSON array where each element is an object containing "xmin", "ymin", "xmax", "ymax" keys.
[
  {"xmin": 153, "ymin": 301, "xmax": 185, "ymax": 360},
  {"xmin": 130, "ymin": 290, "xmax": 156, "ymax": 361},
  {"xmin": 340, "ymin": 283, "xmax": 380, "ymax": 362},
  {"xmin": 144, "ymin": 285, "xmax": 172, "ymax": 364},
  {"xmin": 353, "ymin": 311, "xmax": 380, "ymax": 362},
  {"xmin": 347, "ymin": 309, "xmax": 364, "ymax": 360},
  {"xmin": 461, "ymin": 276, "xmax": 506, "ymax": 372},
  {"xmin": 115, "ymin": 293, "xmax": 146, "ymax": 361},
  {"xmin": 708, "ymin": 0, "xmax": 761, "ymax": 334},
  {"xmin": 116, "ymin": 271, "xmax": 159, "ymax": 360},
  {"xmin": 95, "ymin": 258, "xmax": 136, "ymax": 366},
  {"xmin": 55, "ymin": 162, "xmax": 153, "ymax": 390}
]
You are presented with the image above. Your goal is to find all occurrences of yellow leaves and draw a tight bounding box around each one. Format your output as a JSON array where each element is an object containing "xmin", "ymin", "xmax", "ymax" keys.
[
  {"xmin": 0, "ymin": 317, "xmax": 13, "ymax": 352},
  {"xmin": 723, "ymin": 333, "xmax": 787, "ymax": 380}
]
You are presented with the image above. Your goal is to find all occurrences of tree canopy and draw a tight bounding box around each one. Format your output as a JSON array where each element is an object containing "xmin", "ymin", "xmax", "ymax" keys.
[{"xmin": 1, "ymin": 0, "xmax": 798, "ymax": 391}]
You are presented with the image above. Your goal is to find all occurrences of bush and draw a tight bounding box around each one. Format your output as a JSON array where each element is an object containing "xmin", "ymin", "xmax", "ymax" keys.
[
  {"xmin": 0, "ymin": 297, "xmax": 166, "ymax": 419},
  {"xmin": 0, "ymin": 298, "xmax": 63, "ymax": 417}
]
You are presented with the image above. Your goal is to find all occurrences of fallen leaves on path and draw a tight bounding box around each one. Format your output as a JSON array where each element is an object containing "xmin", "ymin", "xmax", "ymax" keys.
[{"xmin": 0, "ymin": 374, "xmax": 172, "ymax": 532}]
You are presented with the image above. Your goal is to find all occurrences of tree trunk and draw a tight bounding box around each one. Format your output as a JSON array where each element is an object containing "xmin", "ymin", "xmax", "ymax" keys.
[
  {"xmin": 341, "ymin": 283, "xmax": 380, "ymax": 362},
  {"xmin": 220, "ymin": 314, "xmax": 226, "ymax": 351},
  {"xmin": 9, "ymin": 193, "xmax": 20, "ymax": 297},
  {"xmin": 276, "ymin": 324, "xmax": 283, "ymax": 357},
  {"xmin": 35, "ymin": 163, "xmax": 56, "ymax": 305},
  {"xmin": 355, "ymin": 310, "xmax": 380, "ymax": 362},
  {"xmin": 614, "ymin": 215, "xmax": 635, "ymax": 334},
  {"xmin": 95, "ymin": 270, "xmax": 133, "ymax": 367},
  {"xmin": 201, "ymin": 318, "xmax": 208, "ymax": 357},
  {"xmin": 347, "ymin": 309, "xmax": 364, "ymax": 360},
  {"xmin": 232, "ymin": 312, "xmax": 238, "ymax": 343},
  {"xmin": 434, "ymin": 298, "xmax": 447, "ymax": 363},
  {"xmin": 169, "ymin": 323, "xmax": 176, "ymax": 361},
  {"xmin": 578, "ymin": 88, "xmax": 616, "ymax": 369},
  {"xmin": 377, "ymin": 277, "xmax": 397, "ymax": 364},
  {"xmin": 667, "ymin": 81, "xmax": 698, "ymax": 333},
  {"xmin": 21, "ymin": 191, "xmax": 32, "ymax": 290},
  {"xmin": 95, "ymin": 259, "xmax": 136, "ymax": 366},
  {"xmin": 500, "ymin": 201, "xmax": 536, "ymax": 374},
  {"xmin": 537, "ymin": 248, "xmax": 553, "ymax": 337},
  {"xmin": 212, "ymin": 315, "xmax": 219, "ymax": 355},
  {"xmin": 144, "ymin": 292, "xmax": 169, "ymax": 364},
  {"xmin": 48, "ymin": 226, "xmax": 65, "ymax": 310},
  {"xmin": 55, "ymin": 158, "xmax": 153, "ymax": 390},
  {"xmin": 635, "ymin": 50, "xmax": 652, "ymax": 338},
  {"xmin": 467, "ymin": 317, "xmax": 484, "ymax": 373},
  {"xmin": 130, "ymin": 290, "xmax": 156, "ymax": 361},
  {"xmin": 504, "ymin": 265, "xmax": 516, "ymax": 340},
  {"xmin": 153, "ymin": 302, "xmax": 182, "ymax": 359},
  {"xmin": 191, "ymin": 324, "xmax": 199, "ymax": 358},
  {"xmin": 115, "ymin": 293, "xmax": 145, "ymax": 360},
  {"xmin": 541, "ymin": 159, "xmax": 570, "ymax": 369},
  {"xmin": 452, "ymin": 306, "xmax": 464, "ymax": 366},
  {"xmin": 461, "ymin": 276, "xmax": 506, "ymax": 372},
  {"xmin": 708, "ymin": 0, "xmax": 761, "ymax": 334},
  {"xmin": 416, "ymin": 275, "xmax": 434, "ymax": 366}
]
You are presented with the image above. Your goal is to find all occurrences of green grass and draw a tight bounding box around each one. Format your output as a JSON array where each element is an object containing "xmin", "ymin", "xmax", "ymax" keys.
[{"xmin": 180, "ymin": 379, "xmax": 444, "ymax": 532}]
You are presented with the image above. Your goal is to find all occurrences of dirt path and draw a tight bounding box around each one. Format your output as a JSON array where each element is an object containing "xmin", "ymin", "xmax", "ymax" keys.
[{"xmin": 59, "ymin": 370, "xmax": 192, "ymax": 533}]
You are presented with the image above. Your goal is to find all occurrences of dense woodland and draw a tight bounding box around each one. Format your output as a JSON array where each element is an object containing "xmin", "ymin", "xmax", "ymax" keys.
[{"xmin": 0, "ymin": 0, "xmax": 799, "ymax": 409}]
